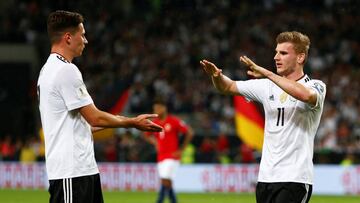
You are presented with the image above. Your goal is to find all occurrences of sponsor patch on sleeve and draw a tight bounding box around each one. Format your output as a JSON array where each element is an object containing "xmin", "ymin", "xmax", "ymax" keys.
[
  {"xmin": 76, "ymin": 84, "xmax": 89, "ymax": 99},
  {"xmin": 312, "ymin": 82, "xmax": 324, "ymax": 94}
]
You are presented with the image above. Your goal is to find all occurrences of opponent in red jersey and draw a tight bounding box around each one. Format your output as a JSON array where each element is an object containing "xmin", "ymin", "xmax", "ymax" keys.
[{"xmin": 144, "ymin": 98, "xmax": 193, "ymax": 203}]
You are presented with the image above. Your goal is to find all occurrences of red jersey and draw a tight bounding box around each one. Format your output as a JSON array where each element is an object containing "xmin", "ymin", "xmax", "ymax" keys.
[{"xmin": 146, "ymin": 115, "xmax": 189, "ymax": 162}]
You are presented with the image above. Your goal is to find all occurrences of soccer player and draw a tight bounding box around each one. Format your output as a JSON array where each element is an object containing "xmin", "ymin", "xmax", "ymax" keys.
[
  {"xmin": 37, "ymin": 10, "xmax": 162, "ymax": 203},
  {"xmin": 144, "ymin": 98, "xmax": 194, "ymax": 203},
  {"xmin": 200, "ymin": 31, "xmax": 326, "ymax": 203}
]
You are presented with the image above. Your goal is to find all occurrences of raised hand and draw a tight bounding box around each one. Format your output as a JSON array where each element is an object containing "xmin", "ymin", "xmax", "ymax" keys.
[
  {"xmin": 240, "ymin": 56, "xmax": 265, "ymax": 78},
  {"xmin": 200, "ymin": 59, "xmax": 222, "ymax": 77},
  {"xmin": 133, "ymin": 114, "xmax": 163, "ymax": 132}
]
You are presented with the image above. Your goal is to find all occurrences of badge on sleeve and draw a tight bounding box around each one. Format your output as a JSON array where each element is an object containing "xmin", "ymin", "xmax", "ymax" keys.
[
  {"xmin": 76, "ymin": 84, "xmax": 89, "ymax": 99},
  {"xmin": 312, "ymin": 82, "xmax": 324, "ymax": 94}
]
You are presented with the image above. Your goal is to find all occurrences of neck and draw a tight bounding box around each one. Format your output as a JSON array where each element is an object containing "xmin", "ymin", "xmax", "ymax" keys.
[
  {"xmin": 51, "ymin": 45, "xmax": 73, "ymax": 62},
  {"xmin": 283, "ymin": 67, "xmax": 304, "ymax": 81},
  {"xmin": 159, "ymin": 113, "xmax": 167, "ymax": 120}
]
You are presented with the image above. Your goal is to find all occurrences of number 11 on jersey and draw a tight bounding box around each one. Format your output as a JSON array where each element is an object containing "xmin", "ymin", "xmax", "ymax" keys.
[{"xmin": 276, "ymin": 107, "xmax": 284, "ymax": 126}]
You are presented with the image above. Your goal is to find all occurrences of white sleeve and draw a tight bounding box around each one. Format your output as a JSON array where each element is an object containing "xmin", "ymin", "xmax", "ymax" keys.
[
  {"xmin": 57, "ymin": 64, "xmax": 93, "ymax": 111},
  {"xmin": 307, "ymin": 80, "xmax": 326, "ymax": 110},
  {"xmin": 235, "ymin": 79, "xmax": 268, "ymax": 103}
]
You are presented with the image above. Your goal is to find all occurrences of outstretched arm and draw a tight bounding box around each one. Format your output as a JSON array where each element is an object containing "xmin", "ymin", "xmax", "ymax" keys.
[
  {"xmin": 173, "ymin": 126, "xmax": 194, "ymax": 159},
  {"xmin": 180, "ymin": 127, "xmax": 194, "ymax": 151},
  {"xmin": 79, "ymin": 104, "xmax": 163, "ymax": 132},
  {"xmin": 240, "ymin": 56, "xmax": 317, "ymax": 106},
  {"xmin": 200, "ymin": 60, "xmax": 239, "ymax": 95}
]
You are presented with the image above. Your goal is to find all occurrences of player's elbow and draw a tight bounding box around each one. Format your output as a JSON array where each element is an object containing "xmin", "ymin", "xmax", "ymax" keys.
[
  {"xmin": 86, "ymin": 116, "xmax": 102, "ymax": 127},
  {"xmin": 79, "ymin": 104, "xmax": 105, "ymax": 127},
  {"xmin": 85, "ymin": 111, "xmax": 107, "ymax": 127},
  {"xmin": 220, "ymin": 81, "xmax": 238, "ymax": 95},
  {"xmin": 299, "ymin": 90, "xmax": 317, "ymax": 105}
]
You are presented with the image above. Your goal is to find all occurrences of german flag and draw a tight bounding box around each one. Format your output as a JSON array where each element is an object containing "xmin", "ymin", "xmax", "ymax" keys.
[
  {"xmin": 234, "ymin": 96, "xmax": 264, "ymax": 151},
  {"xmin": 93, "ymin": 88, "xmax": 130, "ymax": 140},
  {"xmin": 109, "ymin": 89, "xmax": 130, "ymax": 114},
  {"xmin": 92, "ymin": 75, "xmax": 134, "ymax": 140}
]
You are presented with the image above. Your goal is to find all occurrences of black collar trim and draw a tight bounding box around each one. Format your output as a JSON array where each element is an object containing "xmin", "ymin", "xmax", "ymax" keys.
[
  {"xmin": 296, "ymin": 74, "xmax": 311, "ymax": 83},
  {"xmin": 51, "ymin": 53, "xmax": 70, "ymax": 63}
]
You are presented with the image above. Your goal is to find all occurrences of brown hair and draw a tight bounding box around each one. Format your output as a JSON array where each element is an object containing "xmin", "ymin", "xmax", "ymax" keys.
[
  {"xmin": 276, "ymin": 31, "xmax": 310, "ymax": 62},
  {"xmin": 47, "ymin": 10, "xmax": 84, "ymax": 44}
]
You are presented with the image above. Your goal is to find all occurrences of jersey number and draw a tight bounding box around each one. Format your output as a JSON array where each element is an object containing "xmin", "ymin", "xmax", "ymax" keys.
[{"xmin": 276, "ymin": 107, "xmax": 285, "ymax": 126}]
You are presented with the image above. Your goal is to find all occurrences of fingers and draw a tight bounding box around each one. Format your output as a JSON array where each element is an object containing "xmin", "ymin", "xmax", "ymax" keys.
[
  {"xmin": 239, "ymin": 56, "xmax": 248, "ymax": 65},
  {"xmin": 199, "ymin": 60, "xmax": 206, "ymax": 67},
  {"xmin": 200, "ymin": 59, "xmax": 223, "ymax": 77},
  {"xmin": 247, "ymin": 70, "xmax": 255, "ymax": 77},
  {"xmin": 240, "ymin": 55, "xmax": 255, "ymax": 66},
  {"xmin": 140, "ymin": 114, "xmax": 159, "ymax": 119},
  {"xmin": 201, "ymin": 59, "xmax": 216, "ymax": 67},
  {"xmin": 147, "ymin": 121, "xmax": 163, "ymax": 132},
  {"xmin": 133, "ymin": 114, "xmax": 163, "ymax": 132},
  {"xmin": 199, "ymin": 59, "xmax": 216, "ymax": 68}
]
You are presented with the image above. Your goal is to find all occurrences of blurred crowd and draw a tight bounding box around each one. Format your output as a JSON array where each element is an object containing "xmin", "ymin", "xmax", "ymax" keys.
[{"xmin": 0, "ymin": 0, "xmax": 359, "ymax": 164}]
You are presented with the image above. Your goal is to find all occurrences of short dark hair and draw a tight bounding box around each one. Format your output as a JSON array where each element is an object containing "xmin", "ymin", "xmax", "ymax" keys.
[{"xmin": 47, "ymin": 10, "xmax": 84, "ymax": 44}]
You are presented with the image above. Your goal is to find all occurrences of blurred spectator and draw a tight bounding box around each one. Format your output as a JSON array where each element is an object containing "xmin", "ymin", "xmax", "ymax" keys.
[
  {"xmin": 0, "ymin": 135, "xmax": 16, "ymax": 161},
  {"xmin": 117, "ymin": 131, "xmax": 138, "ymax": 162},
  {"xmin": 20, "ymin": 139, "xmax": 36, "ymax": 163},
  {"xmin": 234, "ymin": 143, "xmax": 255, "ymax": 164},
  {"xmin": 216, "ymin": 133, "xmax": 230, "ymax": 153},
  {"xmin": 104, "ymin": 137, "xmax": 118, "ymax": 162},
  {"xmin": 181, "ymin": 143, "xmax": 195, "ymax": 164},
  {"xmin": 198, "ymin": 136, "xmax": 216, "ymax": 163},
  {"xmin": 340, "ymin": 153, "xmax": 356, "ymax": 166}
]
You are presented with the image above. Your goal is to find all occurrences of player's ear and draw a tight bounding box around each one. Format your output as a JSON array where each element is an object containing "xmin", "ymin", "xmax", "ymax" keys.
[
  {"xmin": 297, "ymin": 53, "xmax": 305, "ymax": 64},
  {"xmin": 64, "ymin": 32, "xmax": 72, "ymax": 45}
]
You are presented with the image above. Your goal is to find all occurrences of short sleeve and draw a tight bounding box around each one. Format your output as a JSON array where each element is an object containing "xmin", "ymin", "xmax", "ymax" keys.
[
  {"xmin": 235, "ymin": 79, "xmax": 268, "ymax": 103},
  {"xmin": 57, "ymin": 64, "xmax": 93, "ymax": 111},
  {"xmin": 171, "ymin": 116, "xmax": 189, "ymax": 135},
  {"xmin": 177, "ymin": 119, "xmax": 189, "ymax": 134},
  {"xmin": 307, "ymin": 80, "xmax": 326, "ymax": 110}
]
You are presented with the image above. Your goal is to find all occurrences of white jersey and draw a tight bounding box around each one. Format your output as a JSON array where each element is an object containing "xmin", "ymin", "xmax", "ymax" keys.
[
  {"xmin": 236, "ymin": 75, "xmax": 326, "ymax": 184},
  {"xmin": 37, "ymin": 53, "xmax": 98, "ymax": 180}
]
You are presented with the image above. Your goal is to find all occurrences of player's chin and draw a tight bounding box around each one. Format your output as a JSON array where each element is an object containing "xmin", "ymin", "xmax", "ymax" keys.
[
  {"xmin": 77, "ymin": 49, "xmax": 84, "ymax": 56},
  {"xmin": 276, "ymin": 67, "xmax": 285, "ymax": 75}
]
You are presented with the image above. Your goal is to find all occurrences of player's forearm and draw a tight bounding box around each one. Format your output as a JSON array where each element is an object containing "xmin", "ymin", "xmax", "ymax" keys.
[
  {"xmin": 180, "ymin": 128, "xmax": 194, "ymax": 150},
  {"xmin": 266, "ymin": 72, "xmax": 316, "ymax": 104},
  {"xmin": 80, "ymin": 104, "xmax": 136, "ymax": 128},
  {"xmin": 89, "ymin": 111, "xmax": 134, "ymax": 128},
  {"xmin": 211, "ymin": 74, "xmax": 237, "ymax": 94}
]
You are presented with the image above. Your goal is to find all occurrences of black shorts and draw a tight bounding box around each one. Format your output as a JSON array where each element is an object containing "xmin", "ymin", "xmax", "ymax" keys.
[
  {"xmin": 256, "ymin": 182, "xmax": 312, "ymax": 203},
  {"xmin": 48, "ymin": 173, "xmax": 104, "ymax": 203}
]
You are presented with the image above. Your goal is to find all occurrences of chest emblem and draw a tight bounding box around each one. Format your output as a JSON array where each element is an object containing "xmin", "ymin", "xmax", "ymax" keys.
[
  {"xmin": 269, "ymin": 95, "xmax": 274, "ymax": 101},
  {"xmin": 164, "ymin": 123, "xmax": 172, "ymax": 132},
  {"xmin": 280, "ymin": 92, "xmax": 288, "ymax": 103}
]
